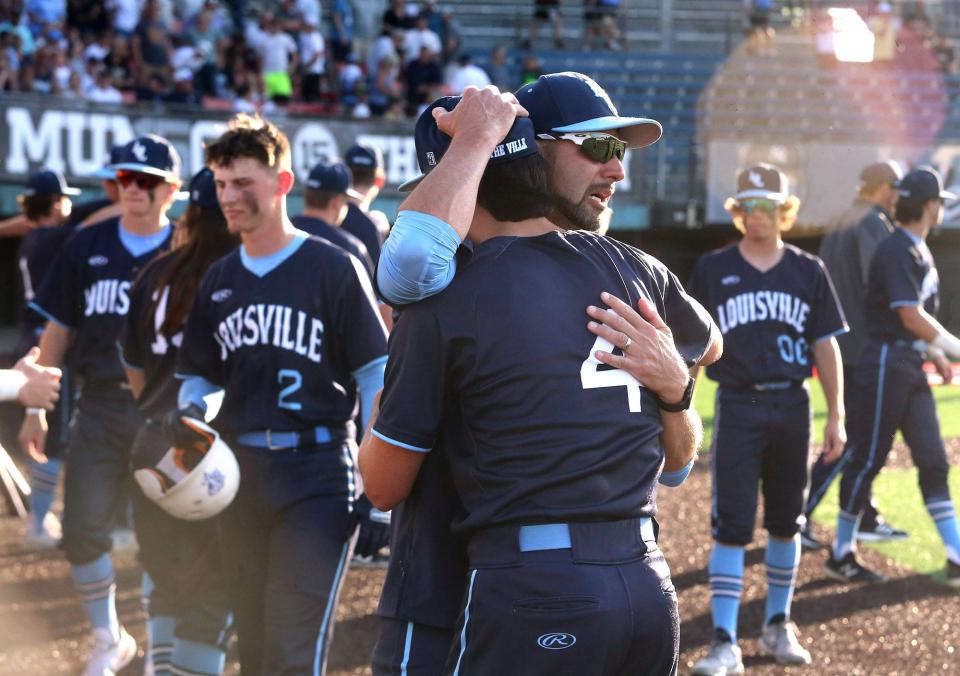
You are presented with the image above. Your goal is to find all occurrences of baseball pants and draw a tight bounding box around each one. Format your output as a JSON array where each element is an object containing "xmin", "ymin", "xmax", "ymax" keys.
[
  {"xmin": 218, "ymin": 440, "xmax": 358, "ymax": 676},
  {"xmin": 61, "ymin": 383, "xmax": 143, "ymax": 565},
  {"xmin": 131, "ymin": 421, "xmax": 232, "ymax": 646},
  {"xmin": 839, "ymin": 343, "xmax": 950, "ymax": 515},
  {"xmin": 448, "ymin": 518, "xmax": 678, "ymax": 676},
  {"xmin": 372, "ymin": 619, "xmax": 455, "ymax": 676},
  {"xmin": 711, "ymin": 385, "xmax": 811, "ymax": 545}
]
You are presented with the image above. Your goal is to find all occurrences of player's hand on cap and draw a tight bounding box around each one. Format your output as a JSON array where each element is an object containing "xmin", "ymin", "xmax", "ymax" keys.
[
  {"xmin": 13, "ymin": 347, "xmax": 61, "ymax": 411},
  {"xmin": 587, "ymin": 292, "xmax": 689, "ymax": 405},
  {"xmin": 353, "ymin": 493, "xmax": 391, "ymax": 558},
  {"xmin": 433, "ymin": 85, "xmax": 528, "ymax": 148},
  {"xmin": 18, "ymin": 406, "xmax": 50, "ymax": 464}
]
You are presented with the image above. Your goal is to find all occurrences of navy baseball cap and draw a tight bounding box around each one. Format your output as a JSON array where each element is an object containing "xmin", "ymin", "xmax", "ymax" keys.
[
  {"xmin": 733, "ymin": 163, "xmax": 789, "ymax": 202},
  {"xmin": 896, "ymin": 166, "xmax": 957, "ymax": 202},
  {"xmin": 306, "ymin": 159, "xmax": 363, "ymax": 199},
  {"xmin": 188, "ymin": 167, "xmax": 221, "ymax": 211},
  {"xmin": 515, "ymin": 72, "xmax": 662, "ymax": 149},
  {"xmin": 112, "ymin": 135, "xmax": 183, "ymax": 181},
  {"xmin": 90, "ymin": 144, "xmax": 127, "ymax": 180},
  {"xmin": 345, "ymin": 143, "xmax": 383, "ymax": 169},
  {"xmin": 399, "ymin": 95, "xmax": 539, "ymax": 192},
  {"xmin": 21, "ymin": 169, "xmax": 81, "ymax": 197}
]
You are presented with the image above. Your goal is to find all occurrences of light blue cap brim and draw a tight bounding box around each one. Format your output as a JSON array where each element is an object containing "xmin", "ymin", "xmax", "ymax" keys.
[
  {"xmin": 111, "ymin": 163, "xmax": 180, "ymax": 180},
  {"xmin": 735, "ymin": 189, "xmax": 787, "ymax": 202},
  {"xmin": 551, "ymin": 116, "xmax": 663, "ymax": 149},
  {"xmin": 90, "ymin": 167, "xmax": 117, "ymax": 179}
]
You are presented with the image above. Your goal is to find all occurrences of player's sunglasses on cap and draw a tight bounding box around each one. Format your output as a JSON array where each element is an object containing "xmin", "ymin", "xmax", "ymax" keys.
[
  {"xmin": 738, "ymin": 198, "xmax": 779, "ymax": 214},
  {"xmin": 537, "ymin": 131, "xmax": 627, "ymax": 163},
  {"xmin": 115, "ymin": 170, "xmax": 168, "ymax": 191}
]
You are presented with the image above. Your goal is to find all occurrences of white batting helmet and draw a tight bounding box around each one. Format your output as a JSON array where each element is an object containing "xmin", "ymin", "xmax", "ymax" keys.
[{"xmin": 134, "ymin": 417, "xmax": 239, "ymax": 521}]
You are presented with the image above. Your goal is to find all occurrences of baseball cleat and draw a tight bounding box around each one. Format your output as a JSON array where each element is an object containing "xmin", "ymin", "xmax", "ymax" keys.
[
  {"xmin": 23, "ymin": 513, "xmax": 62, "ymax": 551},
  {"xmin": 691, "ymin": 634, "xmax": 744, "ymax": 675},
  {"xmin": 824, "ymin": 551, "xmax": 887, "ymax": 583},
  {"xmin": 799, "ymin": 525, "xmax": 825, "ymax": 551},
  {"xmin": 758, "ymin": 620, "xmax": 812, "ymax": 665},
  {"xmin": 83, "ymin": 626, "xmax": 136, "ymax": 676},
  {"xmin": 857, "ymin": 518, "xmax": 908, "ymax": 542},
  {"xmin": 946, "ymin": 560, "xmax": 960, "ymax": 589}
]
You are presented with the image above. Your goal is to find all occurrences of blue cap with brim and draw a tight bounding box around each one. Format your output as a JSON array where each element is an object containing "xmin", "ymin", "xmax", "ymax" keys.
[
  {"xmin": 306, "ymin": 160, "xmax": 364, "ymax": 200},
  {"xmin": 21, "ymin": 169, "xmax": 81, "ymax": 197},
  {"xmin": 399, "ymin": 95, "xmax": 539, "ymax": 192},
  {"xmin": 515, "ymin": 72, "xmax": 663, "ymax": 149},
  {"xmin": 188, "ymin": 167, "xmax": 221, "ymax": 211},
  {"xmin": 897, "ymin": 166, "xmax": 957, "ymax": 202},
  {"xmin": 111, "ymin": 135, "xmax": 183, "ymax": 181}
]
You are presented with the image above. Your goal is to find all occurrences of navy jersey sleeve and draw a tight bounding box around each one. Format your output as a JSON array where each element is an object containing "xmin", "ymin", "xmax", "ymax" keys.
[
  {"xmin": 177, "ymin": 269, "xmax": 223, "ymax": 384},
  {"xmin": 807, "ymin": 259, "xmax": 848, "ymax": 342},
  {"xmin": 876, "ymin": 242, "xmax": 922, "ymax": 308},
  {"xmin": 33, "ymin": 243, "xmax": 81, "ymax": 329},
  {"xmin": 333, "ymin": 255, "xmax": 388, "ymax": 371},
  {"xmin": 372, "ymin": 306, "xmax": 446, "ymax": 452},
  {"xmin": 119, "ymin": 273, "xmax": 150, "ymax": 370},
  {"xmin": 685, "ymin": 257, "xmax": 708, "ymax": 308},
  {"xmin": 660, "ymin": 268, "xmax": 715, "ymax": 366}
]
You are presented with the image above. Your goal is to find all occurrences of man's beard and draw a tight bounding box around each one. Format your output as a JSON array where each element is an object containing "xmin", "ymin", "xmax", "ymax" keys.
[{"xmin": 553, "ymin": 192, "xmax": 602, "ymax": 232}]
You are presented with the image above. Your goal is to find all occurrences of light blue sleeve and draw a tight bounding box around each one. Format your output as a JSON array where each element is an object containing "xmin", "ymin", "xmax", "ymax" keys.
[
  {"xmin": 353, "ymin": 356, "xmax": 387, "ymax": 432},
  {"xmin": 659, "ymin": 458, "xmax": 695, "ymax": 487},
  {"xmin": 376, "ymin": 210, "xmax": 460, "ymax": 306},
  {"xmin": 177, "ymin": 375, "xmax": 221, "ymax": 415}
]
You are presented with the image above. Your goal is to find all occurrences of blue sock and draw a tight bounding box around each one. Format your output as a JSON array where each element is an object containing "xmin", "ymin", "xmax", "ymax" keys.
[
  {"xmin": 833, "ymin": 509, "xmax": 860, "ymax": 560},
  {"xmin": 172, "ymin": 638, "xmax": 227, "ymax": 676},
  {"xmin": 70, "ymin": 554, "xmax": 119, "ymax": 641},
  {"xmin": 765, "ymin": 535, "xmax": 800, "ymax": 624},
  {"xmin": 147, "ymin": 615, "xmax": 175, "ymax": 676},
  {"xmin": 709, "ymin": 543, "xmax": 745, "ymax": 642},
  {"xmin": 27, "ymin": 458, "xmax": 60, "ymax": 532},
  {"xmin": 925, "ymin": 497, "xmax": 960, "ymax": 565}
]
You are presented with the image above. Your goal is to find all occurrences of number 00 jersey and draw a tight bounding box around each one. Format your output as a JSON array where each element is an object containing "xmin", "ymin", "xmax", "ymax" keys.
[
  {"xmin": 178, "ymin": 235, "xmax": 388, "ymax": 437},
  {"xmin": 687, "ymin": 243, "xmax": 847, "ymax": 388},
  {"xmin": 374, "ymin": 231, "xmax": 715, "ymax": 532}
]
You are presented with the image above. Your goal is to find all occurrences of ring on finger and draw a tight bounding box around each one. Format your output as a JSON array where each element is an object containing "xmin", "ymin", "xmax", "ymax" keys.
[{"xmin": 622, "ymin": 335, "xmax": 632, "ymax": 352}]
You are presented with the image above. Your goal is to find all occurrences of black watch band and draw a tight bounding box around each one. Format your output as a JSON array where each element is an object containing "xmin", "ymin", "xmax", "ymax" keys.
[{"xmin": 656, "ymin": 376, "xmax": 695, "ymax": 412}]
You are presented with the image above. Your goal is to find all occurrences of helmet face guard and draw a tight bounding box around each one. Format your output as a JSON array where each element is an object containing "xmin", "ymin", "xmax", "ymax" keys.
[{"xmin": 134, "ymin": 417, "xmax": 240, "ymax": 521}]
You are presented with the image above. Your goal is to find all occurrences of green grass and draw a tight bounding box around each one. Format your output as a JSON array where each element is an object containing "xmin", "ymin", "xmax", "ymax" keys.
[
  {"xmin": 693, "ymin": 375, "xmax": 960, "ymax": 450},
  {"xmin": 810, "ymin": 468, "xmax": 960, "ymax": 581}
]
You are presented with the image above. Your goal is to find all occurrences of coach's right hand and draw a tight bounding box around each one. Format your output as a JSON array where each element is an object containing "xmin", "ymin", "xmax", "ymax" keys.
[
  {"xmin": 19, "ymin": 409, "xmax": 49, "ymax": 464},
  {"xmin": 432, "ymin": 85, "xmax": 528, "ymax": 146}
]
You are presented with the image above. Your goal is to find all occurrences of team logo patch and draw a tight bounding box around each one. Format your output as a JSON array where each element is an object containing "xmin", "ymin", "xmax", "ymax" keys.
[
  {"xmin": 211, "ymin": 289, "xmax": 232, "ymax": 302},
  {"xmin": 132, "ymin": 141, "xmax": 148, "ymax": 163},
  {"xmin": 749, "ymin": 170, "xmax": 764, "ymax": 188},
  {"xmin": 88, "ymin": 255, "xmax": 108, "ymax": 267},
  {"xmin": 426, "ymin": 151, "xmax": 437, "ymax": 167},
  {"xmin": 721, "ymin": 275, "xmax": 741, "ymax": 286},
  {"xmin": 202, "ymin": 469, "xmax": 225, "ymax": 496},
  {"xmin": 537, "ymin": 633, "xmax": 577, "ymax": 650}
]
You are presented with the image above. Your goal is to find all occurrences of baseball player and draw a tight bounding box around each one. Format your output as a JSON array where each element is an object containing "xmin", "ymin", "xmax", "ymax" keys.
[
  {"xmin": 828, "ymin": 166, "xmax": 960, "ymax": 588},
  {"xmin": 118, "ymin": 167, "xmax": 237, "ymax": 676},
  {"xmin": 0, "ymin": 347, "xmax": 61, "ymax": 408},
  {"xmin": 361, "ymin": 83, "xmax": 720, "ymax": 675},
  {"xmin": 802, "ymin": 160, "xmax": 908, "ymax": 550},
  {"xmin": 13, "ymin": 169, "xmax": 81, "ymax": 549},
  {"xmin": 174, "ymin": 114, "xmax": 388, "ymax": 675},
  {"xmin": 18, "ymin": 134, "xmax": 182, "ymax": 675},
  {"xmin": 688, "ymin": 163, "xmax": 848, "ymax": 674},
  {"xmin": 343, "ymin": 142, "xmax": 390, "ymax": 268}
]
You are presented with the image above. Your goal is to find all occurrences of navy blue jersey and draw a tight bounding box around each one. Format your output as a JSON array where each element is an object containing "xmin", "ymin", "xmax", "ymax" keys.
[
  {"xmin": 178, "ymin": 236, "xmax": 387, "ymax": 437},
  {"xmin": 33, "ymin": 218, "xmax": 172, "ymax": 382},
  {"xmin": 291, "ymin": 215, "xmax": 375, "ymax": 281},
  {"xmin": 864, "ymin": 228, "xmax": 939, "ymax": 343},
  {"xmin": 342, "ymin": 202, "xmax": 384, "ymax": 267},
  {"xmin": 18, "ymin": 222, "xmax": 79, "ymax": 331},
  {"xmin": 687, "ymin": 243, "xmax": 847, "ymax": 387},
  {"xmin": 119, "ymin": 254, "xmax": 183, "ymax": 420},
  {"xmin": 374, "ymin": 231, "xmax": 714, "ymax": 532}
]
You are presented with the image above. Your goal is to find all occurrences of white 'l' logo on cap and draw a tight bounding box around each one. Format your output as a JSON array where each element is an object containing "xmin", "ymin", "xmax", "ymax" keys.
[
  {"xmin": 133, "ymin": 142, "xmax": 148, "ymax": 163},
  {"xmin": 749, "ymin": 170, "xmax": 764, "ymax": 187}
]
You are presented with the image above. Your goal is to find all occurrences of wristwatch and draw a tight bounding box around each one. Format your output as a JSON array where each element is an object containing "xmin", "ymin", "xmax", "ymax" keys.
[{"xmin": 656, "ymin": 376, "xmax": 695, "ymax": 412}]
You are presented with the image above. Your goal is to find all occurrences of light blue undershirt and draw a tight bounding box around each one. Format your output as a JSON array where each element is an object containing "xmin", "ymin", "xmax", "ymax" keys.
[
  {"xmin": 659, "ymin": 458, "xmax": 694, "ymax": 487},
  {"xmin": 376, "ymin": 210, "xmax": 460, "ymax": 305},
  {"xmin": 118, "ymin": 221, "xmax": 171, "ymax": 258},
  {"xmin": 240, "ymin": 230, "xmax": 308, "ymax": 277}
]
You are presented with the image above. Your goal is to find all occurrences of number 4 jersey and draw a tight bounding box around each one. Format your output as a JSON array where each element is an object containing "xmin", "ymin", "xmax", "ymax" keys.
[
  {"xmin": 373, "ymin": 230, "xmax": 716, "ymax": 532},
  {"xmin": 177, "ymin": 234, "xmax": 388, "ymax": 437},
  {"xmin": 687, "ymin": 243, "xmax": 847, "ymax": 388}
]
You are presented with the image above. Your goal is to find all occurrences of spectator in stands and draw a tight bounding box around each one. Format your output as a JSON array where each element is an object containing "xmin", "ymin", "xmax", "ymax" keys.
[
  {"xmin": 104, "ymin": 35, "xmax": 135, "ymax": 90},
  {"xmin": 188, "ymin": 7, "xmax": 221, "ymax": 97},
  {"xmin": 446, "ymin": 52, "xmax": 490, "ymax": 94},
  {"xmin": 19, "ymin": 58, "xmax": 36, "ymax": 91},
  {"xmin": 403, "ymin": 44, "xmax": 442, "ymax": 116},
  {"xmin": 0, "ymin": 47, "xmax": 12, "ymax": 91},
  {"xmin": 869, "ymin": 2, "xmax": 898, "ymax": 67},
  {"xmin": 133, "ymin": 0, "xmax": 172, "ymax": 87},
  {"xmin": 420, "ymin": 0, "xmax": 443, "ymax": 38},
  {"xmin": 583, "ymin": 0, "xmax": 623, "ymax": 51},
  {"xmin": 526, "ymin": 0, "xmax": 564, "ymax": 50},
  {"xmin": 744, "ymin": 0, "xmax": 775, "ymax": 55},
  {"xmin": 485, "ymin": 44, "xmax": 511, "ymax": 90},
  {"xmin": 367, "ymin": 25, "xmax": 401, "ymax": 74},
  {"xmin": 369, "ymin": 53, "xmax": 402, "ymax": 117},
  {"xmin": 300, "ymin": 18, "xmax": 326, "ymax": 102},
  {"xmin": 329, "ymin": 0, "xmax": 354, "ymax": 62},
  {"xmin": 86, "ymin": 68, "xmax": 123, "ymax": 102},
  {"xmin": 108, "ymin": 0, "xmax": 142, "ymax": 36},
  {"xmin": 233, "ymin": 80, "xmax": 258, "ymax": 112},
  {"xmin": 52, "ymin": 48, "xmax": 71, "ymax": 91},
  {"xmin": 274, "ymin": 0, "xmax": 303, "ymax": 36},
  {"xmin": 166, "ymin": 67, "xmax": 200, "ymax": 104},
  {"xmin": 519, "ymin": 51, "xmax": 543, "ymax": 85},
  {"xmin": 84, "ymin": 32, "xmax": 111, "ymax": 61},
  {"xmin": 339, "ymin": 52, "xmax": 364, "ymax": 108},
  {"xmin": 67, "ymin": 0, "xmax": 109, "ymax": 37},
  {"xmin": 382, "ymin": 0, "xmax": 414, "ymax": 31},
  {"xmin": 62, "ymin": 69, "xmax": 84, "ymax": 97},
  {"xmin": 440, "ymin": 9, "xmax": 462, "ymax": 63},
  {"xmin": 136, "ymin": 70, "xmax": 168, "ymax": 101},
  {"xmin": 246, "ymin": 12, "xmax": 298, "ymax": 104},
  {"xmin": 403, "ymin": 12, "xmax": 441, "ymax": 64}
]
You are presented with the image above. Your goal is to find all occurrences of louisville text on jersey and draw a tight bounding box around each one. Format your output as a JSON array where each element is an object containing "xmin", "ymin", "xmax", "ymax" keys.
[
  {"xmin": 84, "ymin": 279, "xmax": 131, "ymax": 317},
  {"xmin": 715, "ymin": 291, "xmax": 810, "ymax": 335},
  {"xmin": 212, "ymin": 303, "xmax": 325, "ymax": 363}
]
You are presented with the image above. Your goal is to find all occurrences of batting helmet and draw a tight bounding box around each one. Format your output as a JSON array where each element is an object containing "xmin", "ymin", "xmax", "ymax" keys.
[{"xmin": 133, "ymin": 417, "xmax": 240, "ymax": 521}]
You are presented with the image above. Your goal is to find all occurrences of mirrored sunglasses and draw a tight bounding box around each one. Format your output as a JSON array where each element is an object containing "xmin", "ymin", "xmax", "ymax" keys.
[
  {"xmin": 739, "ymin": 198, "xmax": 779, "ymax": 215},
  {"xmin": 115, "ymin": 170, "xmax": 166, "ymax": 191},
  {"xmin": 539, "ymin": 132, "xmax": 627, "ymax": 163}
]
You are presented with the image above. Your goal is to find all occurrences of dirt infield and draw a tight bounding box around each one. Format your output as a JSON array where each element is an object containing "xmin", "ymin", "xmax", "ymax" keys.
[{"xmin": 1, "ymin": 444, "xmax": 958, "ymax": 675}]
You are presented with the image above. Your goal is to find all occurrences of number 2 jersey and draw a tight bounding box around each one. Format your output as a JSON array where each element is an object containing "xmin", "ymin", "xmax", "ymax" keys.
[
  {"xmin": 687, "ymin": 243, "xmax": 847, "ymax": 388},
  {"xmin": 177, "ymin": 233, "xmax": 388, "ymax": 437},
  {"xmin": 374, "ymin": 230, "xmax": 716, "ymax": 532}
]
